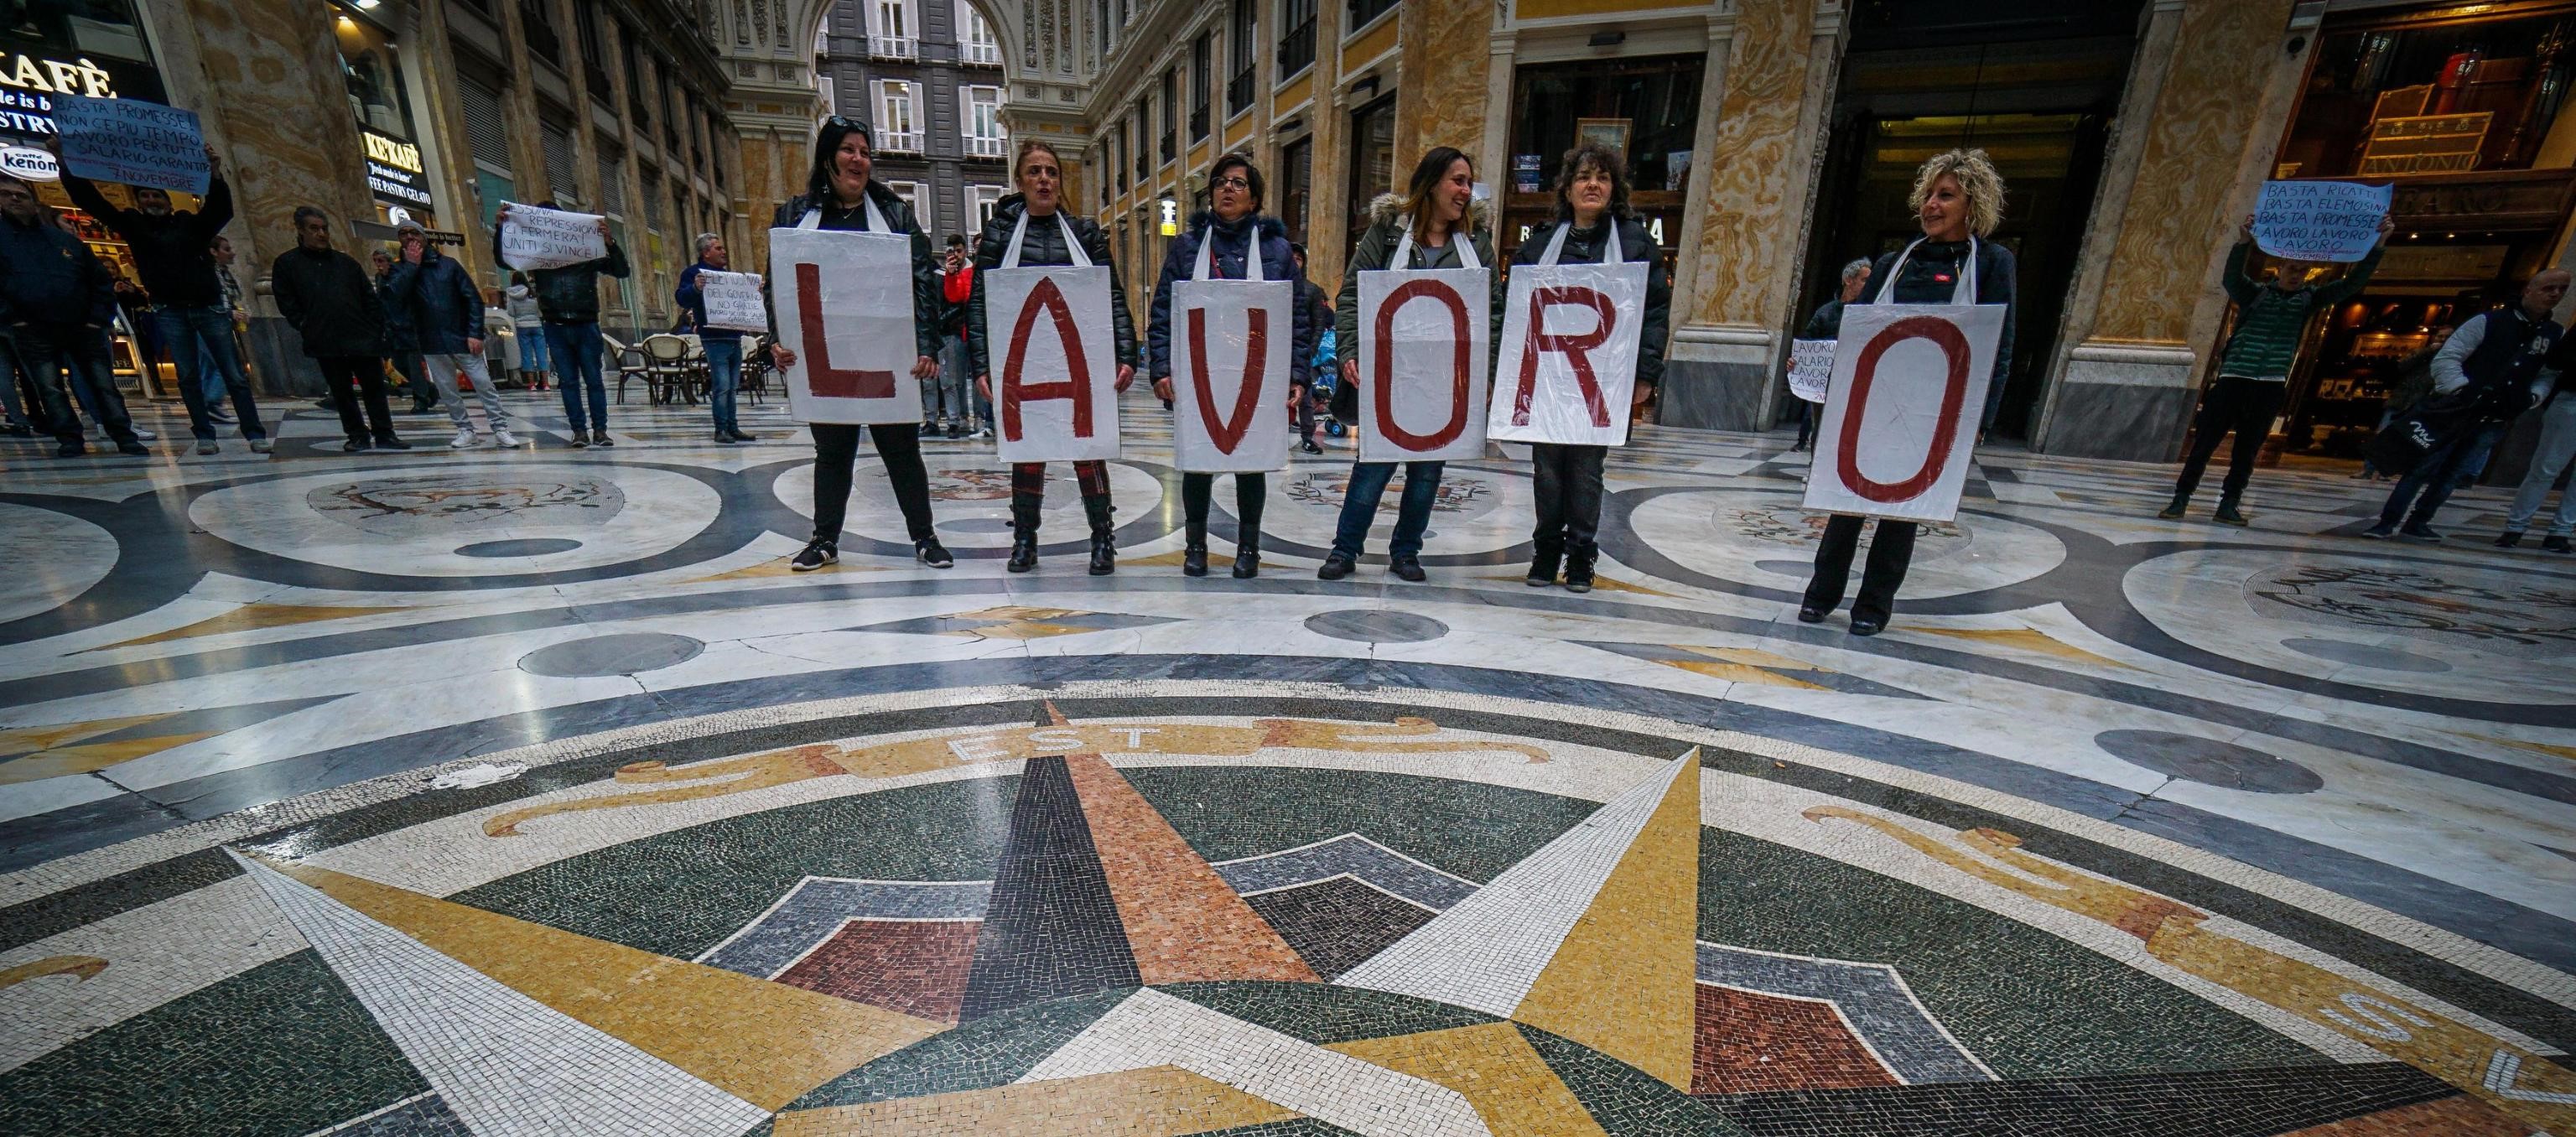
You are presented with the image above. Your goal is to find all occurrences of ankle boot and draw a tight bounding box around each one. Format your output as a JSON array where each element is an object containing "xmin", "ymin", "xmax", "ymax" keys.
[
  {"xmin": 1232, "ymin": 528, "xmax": 1261, "ymax": 579},
  {"xmin": 2157, "ymin": 493, "xmax": 2188, "ymax": 520},
  {"xmin": 1182, "ymin": 517, "xmax": 1208, "ymax": 577},
  {"xmin": 1563, "ymin": 546, "xmax": 1598, "ymax": 594},
  {"xmin": 1006, "ymin": 527, "xmax": 1038, "ymax": 573},
  {"xmin": 1526, "ymin": 543, "xmax": 1563, "ymax": 587},
  {"xmin": 1088, "ymin": 530, "xmax": 1116, "ymax": 575}
]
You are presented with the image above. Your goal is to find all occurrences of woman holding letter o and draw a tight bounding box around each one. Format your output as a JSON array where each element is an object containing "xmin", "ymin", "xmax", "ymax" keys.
[
  {"xmin": 1798, "ymin": 148, "xmax": 2017, "ymax": 636},
  {"xmin": 1510, "ymin": 143, "xmax": 1669, "ymax": 594},
  {"xmin": 1147, "ymin": 151, "xmax": 1314, "ymax": 579},
  {"xmin": 971, "ymin": 139, "xmax": 1138, "ymax": 575},
  {"xmin": 1320, "ymin": 147, "xmax": 1503, "ymax": 583},
  {"xmin": 766, "ymin": 117, "xmax": 953, "ymax": 572}
]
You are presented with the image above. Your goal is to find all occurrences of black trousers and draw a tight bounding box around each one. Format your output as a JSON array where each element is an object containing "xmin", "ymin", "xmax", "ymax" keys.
[
  {"xmin": 813, "ymin": 423, "xmax": 935, "ymax": 544},
  {"xmin": 13, "ymin": 323, "xmax": 135, "ymax": 445},
  {"xmin": 1803, "ymin": 514, "xmax": 1917, "ymax": 624},
  {"xmin": 1181, "ymin": 472, "xmax": 1267, "ymax": 546},
  {"xmin": 319, "ymin": 355, "xmax": 396, "ymax": 442},
  {"xmin": 2171, "ymin": 376, "xmax": 2284, "ymax": 505},
  {"xmin": 1530, "ymin": 443, "xmax": 1608, "ymax": 554}
]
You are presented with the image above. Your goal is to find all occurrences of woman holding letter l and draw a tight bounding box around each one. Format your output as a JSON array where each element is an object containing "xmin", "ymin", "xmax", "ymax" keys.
[
  {"xmin": 1511, "ymin": 143, "xmax": 1669, "ymax": 594},
  {"xmin": 970, "ymin": 139, "xmax": 1138, "ymax": 575},
  {"xmin": 1798, "ymin": 148, "xmax": 2017, "ymax": 636},
  {"xmin": 766, "ymin": 116, "xmax": 954, "ymax": 572},
  {"xmin": 1322, "ymin": 147, "xmax": 1503, "ymax": 583},
  {"xmin": 1148, "ymin": 151, "xmax": 1313, "ymax": 579}
]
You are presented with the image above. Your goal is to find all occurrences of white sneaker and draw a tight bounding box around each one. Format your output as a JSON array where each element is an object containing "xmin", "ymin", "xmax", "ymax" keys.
[
  {"xmin": 449, "ymin": 428, "xmax": 479, "ymax": 449},
  {"xmin": 494, "ymin": 428, "xmax": 521, "ymax": 447}
]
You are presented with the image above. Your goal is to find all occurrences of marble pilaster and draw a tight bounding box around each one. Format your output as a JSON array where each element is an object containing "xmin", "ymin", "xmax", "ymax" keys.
[{"xmin": 1392, "ymin": 0, "xmax": 1493, "ymax": 180}]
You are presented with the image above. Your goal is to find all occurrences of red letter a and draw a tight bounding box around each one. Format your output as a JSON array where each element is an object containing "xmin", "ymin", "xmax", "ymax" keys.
[
  {"xmin": 796, "ymin": 262, "xmax": 896, "ymax": 399},
  {"xmin": 1001, "ymin": 277, "xmax": 1094, "ymax": 442}
]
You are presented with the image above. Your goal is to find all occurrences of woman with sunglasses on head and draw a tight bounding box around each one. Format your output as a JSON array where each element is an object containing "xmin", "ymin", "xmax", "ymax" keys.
[
  {"xmin": 766, "ymin": 117, "xmax": 954, "ymax": 572},
  {"xmin": 970, "ymin": 138, "xmax": 1139, "ymax": 574},
  {"xmin": 1798, "ymin": 148, "xmax": 2016, "ymax": 636},
  {"xmin": 1146, "ymin": 151, "xmax": 1314, "ymax": 578},
  {"xmin": 1510, "ymin": 143, "xmax": 1669, "ymax": 594},
  {"xmin": 1320, "ymin": 146, "xmax": 1503, "ymax": 583}
]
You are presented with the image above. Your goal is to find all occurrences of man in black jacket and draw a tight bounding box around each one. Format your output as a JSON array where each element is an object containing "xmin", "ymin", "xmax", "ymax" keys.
[
  {"xmin": 387, "ymin": 221, "xmax": 516, "ymax": 449},
  {"xmin": 55, "ymin": 139, "xmax": 266, "ymax": 453},
  {"xmin": 272, "ymin": 205, "xmax": 409, "ymax": 451},
  {"xmin": 492, "ymin": 201, "xmax": 629, "ymax": 447},
  {"xmin": 0, "ymin": 173, "xmax": 147, "ymax": 457}
]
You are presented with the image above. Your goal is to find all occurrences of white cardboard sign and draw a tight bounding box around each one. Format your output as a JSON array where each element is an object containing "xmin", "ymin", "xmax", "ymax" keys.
[
  {"xmin": 1789, "ymin": 338, "xmax": 1835, "ymax": 403},
  {"xmin": 987, "ymin": 264, "xmax": 1120, "ymax": 462},
  {"xmin": 1802, "ymin": 303, "xmax": 2003, "ymax": 523},
  {"xmin": 1172, "ymin": 278, "xmax": 1294, "ymax": 473},
  {"xmin": 769, "ymin": 226, "xmax": 924, "ymax": 425},
  {"xmin": 699, "ymin": 270, "xmax": 768, "ymax": 332},
  {"xmin": 499, "ymin": 203, "xmax": 609, "ymax": 271},
  {"xmin": 1358, "ymin": 267, "xmax": 1491, "ymax": 463},
  {"xmin": 52, "ymin": 95, "xmax": 206, "ymax": 194},
  {"xmin": 2251, "ymin": 179, "xmax": 2392, "ymax": 263},
  {"xmin": 1488, "ymin": 261, "xmax": 1649, "ymax": 445}
]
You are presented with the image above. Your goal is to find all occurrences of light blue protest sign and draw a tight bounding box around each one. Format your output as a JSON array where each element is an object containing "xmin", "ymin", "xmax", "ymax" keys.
[
  {"xmin": 2252, "ymin": 179, "xmax": 2392, "ymax": 263},
  {"xmin": 52, "ymin": 95, "xmax": 208, "ymax": 195}
]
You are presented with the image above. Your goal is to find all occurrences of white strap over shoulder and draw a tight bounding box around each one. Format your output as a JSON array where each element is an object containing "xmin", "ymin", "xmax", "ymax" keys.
[
  {"xmin": 797, "ymin": 191, "xmax": 894, "ymax": 233},
  {"xmin": 1538, "ymin": 221, "xmax": 1620, "ymax": 267},
  {"xmin": 1192, "ymin": 223, "xmax": 1265, "ymax": 282},
  {"xmin": 1874, "ymin": 236, "xmax": 1976, "ymax": 304},
  {"xmin": 1000, "ymin": 210, "xmax": 1092, "ymax": 270},
  {"xmin": 1392, "ymin": 223, "xmax": 1479, "ymax": 270}
]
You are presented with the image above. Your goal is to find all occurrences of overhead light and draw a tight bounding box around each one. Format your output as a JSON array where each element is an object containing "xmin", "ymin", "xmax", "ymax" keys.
[{"xmin": 356, "ymin": 0, "xmax": 379, "ymax": 8}]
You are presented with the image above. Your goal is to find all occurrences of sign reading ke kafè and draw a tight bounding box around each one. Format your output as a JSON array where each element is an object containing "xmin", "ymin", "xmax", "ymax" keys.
[
  {"xmin": 0, "ymin": 49, "xmax": 122, "ymax": 139},
  {"xmin": 362, "ymin": 127, "xmax": 433, "ymax": 207},
  {"xmin": 2359, "ymin": 112, "xmax": 2493, "ymax": 176}
]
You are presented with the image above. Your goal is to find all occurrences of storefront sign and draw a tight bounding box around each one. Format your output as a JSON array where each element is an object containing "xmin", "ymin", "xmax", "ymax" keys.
[
  {"xmin": 52, "ymin": 93, "xmax": 205, "ymax": 193},
  {"xmin": 0, "ymin": 44, "xmax": 158, "ymax": 144},
  {"xmin": 361, "ymin": 127, "xmax": 432, "ymax": 207},
  {"xmin": 2360, "ymin": 113, "xmax": 2490, "ymax": 176},
  {"xmin": 0, "ymin": 143, "xmax": 55, "ymax": 180}
]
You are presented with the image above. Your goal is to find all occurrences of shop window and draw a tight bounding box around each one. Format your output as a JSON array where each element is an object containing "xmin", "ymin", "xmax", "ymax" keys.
[
  {"xmin": 331, "ymin": 6, "xmax": 416, "ymax": 138},
  {"xmin": 1502, "ymin": 54, "xmax": 1704, "ymax": 262},
  {"xmin": 1278, "ymin": 0, "xmax": 1316, "ymax": 78},
  {"xmin": 2281, "ymin": 10, "xmax": 2576, "ymax": 179},
  {"xmin": 1343, "ymin": 92, "xmax": 1394, "ymax": 257},
  {"xmin": 13, "ymin": 0, "xmax": 152, "ymax": 62}
]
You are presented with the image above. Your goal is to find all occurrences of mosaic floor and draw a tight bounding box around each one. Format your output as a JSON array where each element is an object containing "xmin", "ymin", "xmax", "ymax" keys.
[{"xmin": 1, "ymin": 388, "xmax": 2571, "ymax": 1136}]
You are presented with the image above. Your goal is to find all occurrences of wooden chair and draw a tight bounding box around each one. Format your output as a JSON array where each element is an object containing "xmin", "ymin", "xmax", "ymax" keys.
[
  {"xmin": 641, "ymin": 334, "xmax": 697, "ymax": 405},
  {"xmin": 605, "ymin": 333, "xmax": 649, "ymax": 403}
]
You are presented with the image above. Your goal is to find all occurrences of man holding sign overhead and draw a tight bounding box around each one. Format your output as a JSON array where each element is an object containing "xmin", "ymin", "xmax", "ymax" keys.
[{"xmin": 493, "ymin": 200, "xmax": 629, "ymax": 447}]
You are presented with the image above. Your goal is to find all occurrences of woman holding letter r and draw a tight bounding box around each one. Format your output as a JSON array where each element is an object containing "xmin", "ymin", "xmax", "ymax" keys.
[
  {"xmin": 1798, "ymin": 148, "xmax": 2017, "ymax": 636},
  {"xmin": 766, "ymin": 117, "xmax": 953, "ymax": 572}
]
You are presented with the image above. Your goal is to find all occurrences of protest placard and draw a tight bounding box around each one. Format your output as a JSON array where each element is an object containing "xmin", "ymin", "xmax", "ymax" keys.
[
  {"xmin": 1803, "ymin": 304, "xmax": 2004, "ymax": 522},
  {"xmin": 988, "ymin": 265, "xmax": 1119, "ymax": 462},
  {"xmin": 769, "ymin": 226, "xmax": 923, "ymax": 424},
  {"xmin": 51, "ymin": 95, "xmax": 206, "ymax": 194},
  {"xmin": 498, "ymin": 203, "xmax": 610, "ymax": 271},
  {"xmin": 1173, "ymin": 274, "xmax": 1293, "ymax": 473},
  {"xmin": 1789, "ymin": 338, "xmax": 1835, "ymax": 403},
  {"xmin": 1488, "ymin": 260, "xmax": 1649, "ymax": 445},
  {"xmin": 1358, "ymin": 267, "xmax": 1491, "ymax": 464},
  {"xmin": 698, "ymin": 270, "xmax": 767, "ymax": 332},
  {"xmin": 2251, "ymin": 180, "xmax": 2392, "ymax": 263}
]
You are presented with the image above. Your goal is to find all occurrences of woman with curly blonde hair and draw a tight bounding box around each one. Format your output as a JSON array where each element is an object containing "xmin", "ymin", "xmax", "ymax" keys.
[{"xmin": 1796, "ymin": 147, "xmax": 2017, "ymax": 636}]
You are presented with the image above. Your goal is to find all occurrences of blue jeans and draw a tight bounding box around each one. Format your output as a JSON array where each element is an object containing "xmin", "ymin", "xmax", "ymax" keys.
[
  {"xmin": 544, "ymin": 321, "xmax": 606, "ymax": 433},
  {"xmin": 703, "ymin": 337, "xmax": 742, "ymax": 434},
  {"xmin": 517, "ymin": 324, "xmax": 550, "ymax": 376},
  {"xmin": 2379, "ymin": 420, "xmax": 2507, "ymax": 529},
  {"xmin": 1330, "ymin": 460, "xmax": 1445, "ymax": 560},
  {"xmin": 154, "ymin": 305, "xmax": 264, "ymax": 440}
]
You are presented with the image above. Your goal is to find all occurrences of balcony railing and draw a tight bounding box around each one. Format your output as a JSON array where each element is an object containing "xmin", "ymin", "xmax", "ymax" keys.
[
  {"xmin": 878, "ymin": 130, "xmax": 925, "ymax": 153},
  {"xmin": 965, "ymin": 134, "xmax": 1006, "ymax": 159},
  {"xmin": 1228, "ymin": 70, "xmax": 1254, "ymax": 113},
  {"xmin": 1191, "ymin": 105, "xmax": 1210, "ymax": 140},
  {"xmin": 870, "ymin": 34, "xmax": 917, "ymax": 60},
  {"xmin": 1276, "ymin": 18, "xmax": 1315, "ymax": 77},
  {"xmin": 961, "ymin": 41, "xmax": 1001, "ymax": 66}
]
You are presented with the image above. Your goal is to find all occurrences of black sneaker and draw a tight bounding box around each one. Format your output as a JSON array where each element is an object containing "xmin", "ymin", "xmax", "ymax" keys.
[
  {"xmin": 2211, "ymin": 503, "xmax": 2249, "ymax": 527},
  {"xmin": 1390, "ymin": 558, "xmax": 1426, "ymax": 583},
  {"xmin": 342, "ymin": 438, "xmax": 372, "ymax": 453},
  {"xmin": 2497, "ymin": 531, "xmax": 2525, "ymax": 548},
  {"xmin": 791, "ymin": 539, "xmax": 838, "ymax": 571},
  {"xmin": 714, "ymin": 430, "xmax": 739, "ymax": 444},
  {"xmin": 1317, "ymin": 553, "xmax": 1354, "ymax": 580},
  {"xmin": 947, "ymin": 423, "xmax": 966, "ymax": 439},
  {"xmin": 1300, "ymin": 439, "xmax": 1323, "ymax": 455},
  {"xmin": 115, "ymin": 439, "xmax": 148, "ymax": 456},
  {"xmin": 916, "ymin": 538, "xmax": 953, "ymax": 568},
  {"xmin": 2545, "ymin": 535, "xmax": 2572, "ymax": 553},
  {"xmin": 570, "ymin": 434, "xmax": 590, "ymax": 449},
  {"xmin": 373, "ymin": 435, "xmax": 412, "ymax": 450},
  {"xmin": 590, "ymin": 429, "xmax": 613, "ymax": 448},
  {"xmin": 2360, "ymin": 523, "xmax": 2394, "ymax": 539},
  {"xmin": 2398, "ymin": 524, "xmax": 2443, "ymax": 543},
  {"xmin": 2156, "ymin": 496, "xmax": 2187, "ymax": 520},
  {"xmin": 727, "ymin": 429, "xmax": 759, "ymax": 443}
]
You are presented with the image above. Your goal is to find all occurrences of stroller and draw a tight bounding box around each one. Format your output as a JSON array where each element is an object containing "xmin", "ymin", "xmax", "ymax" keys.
[{"xmin": 1313, "ymin": 327, "xmax": 1348, "ymax": 438}]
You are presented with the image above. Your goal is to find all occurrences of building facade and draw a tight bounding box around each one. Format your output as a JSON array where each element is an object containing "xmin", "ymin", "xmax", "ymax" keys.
[{"xmin": 815, "ymin": 0, "xmax": 1013, "ymax": 247}]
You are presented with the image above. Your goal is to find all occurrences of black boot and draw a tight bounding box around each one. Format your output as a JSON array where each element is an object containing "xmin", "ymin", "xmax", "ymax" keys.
[
  {"xmin": 2157, "ymin": 492, "xmax": 2188, "ymax": 520},
  {"xmin": 1183, "ymin": 514, "xmax": 1208, "ymax": 577},
  {"xmin": 1088, "ymin": 530, "xmax": 1116, "ymax": 575},
  {"xmin": 1232, "ymin": 528, "xmax": 1261, "ymax": 579},
  {"xmin": 1006, "ymin": 527, "xmax": 1038, "ymax": 573},
  {"xmin": 1563, "ymin": 546, "xmax": 1598, "ymax": 594},
  {"xmin": 1526, "ymin": 543, "xmax": 1562, "ymax": 588}
]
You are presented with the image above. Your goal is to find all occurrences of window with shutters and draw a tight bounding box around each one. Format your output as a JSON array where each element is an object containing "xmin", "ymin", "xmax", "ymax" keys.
[
  {"xmin": 1228, "ymin": 0, "xmax": 1256, "ymax": 112},
  {"xmin": 596, "ymin": 150, "xmax": 626, "ymax": 216},
  {"xmin": 541, "ymin": 121, "xmax": 579, "ymax": 205},
  {"xmin": 1192, "ymin": 34, "xmax": 1212, "ymax": 138},
  {"xmin": 1277, "ymin": 0, "xmax": 1315, "ymax": 78},
  {"xmin": 875, "ymin": 80, "xmax": 922, "ymax": 152},
  {"xmin": 969, "ymin": 184, "xmax": 1004, "ymax": 228},
  {"xmin": 870, "ymin": 0, "xmax": 917, "ymax": 59},
  {"xmin": 958, "ymin": 2, "xmax": 1000, "ymax": 67},
  {"xmin": 963, "ymin": 86, "xmax": 1005, "ymax": 159},
  {"xmin": 461, "ymin": 76, "xmax": 512, "ymax": 174}
]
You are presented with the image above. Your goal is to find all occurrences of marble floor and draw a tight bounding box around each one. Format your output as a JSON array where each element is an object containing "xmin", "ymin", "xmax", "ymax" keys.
[{"xmin": 0, "ymin": 387, "xmax": 2570, "ymax": 1136}]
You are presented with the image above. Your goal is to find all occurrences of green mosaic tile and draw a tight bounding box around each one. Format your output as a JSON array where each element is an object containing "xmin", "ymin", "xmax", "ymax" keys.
[
  {"xmin": 0, "ymin": 951, "xmax": 423, "ymax": 1137},
  {"xmin": 455, "ymin": 776, "xmax": 1019, "ymax": 958},
  {"xmin": 1124, "ymin": 766, "xmax": 1594, "ymax": 883},
  {"xmin": 1516, "ymin": 1022, "xmax": 1742, "ymax": 1136},
  {"xmin": 1698, "ymin": 831, "xmax": 2327, "ymax": 1078},
  {"xmin": 786, "ymin": 986, "xmax": 1134, "ymax": 1109},
  {"xmin": 1156, "ymin": 980, "xmax": 1497, "ymax": 1045}
]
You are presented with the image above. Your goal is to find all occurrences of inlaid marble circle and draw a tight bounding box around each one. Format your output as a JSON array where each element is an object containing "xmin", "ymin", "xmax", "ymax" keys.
[
  {"xmin": 190, "ymin": 464, "xmax": 721, "ymax": 578},
  {"xmin": 517, "ymin": 631, "xmax": 707, "ymax": 677},
  {"xmin": 2279, "ymin": 637, "xmax": 2453, "ymax": 674},
  {"xmin": 1303, "ymin": 609, "xmax": 1451, "ymax": 643},
  {"xmin": 1625, "ymin": 488, "xmax": 2065, "ymax": 599},
  {"xmin": 775, "ymin": 459, "xmax": 1169, "ymax": 549},
  {"xmin": 0, "ymin": 503, "xmax": 118, "ymax": 624},
  {"xmin": 1262, "ymin": 464, "xmax": 1528, "ymax": 558},
  {"xmin": 2095, "ymin": 729, "xmax": 2324, "ymax": 794}
]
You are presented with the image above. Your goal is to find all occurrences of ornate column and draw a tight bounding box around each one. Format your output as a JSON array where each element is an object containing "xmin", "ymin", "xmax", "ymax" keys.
[
  {"xmin": 1662, "ymin": 0, "xmax": 1846, "ymax": 431},
  {"xmin": 2032, "ymin": 0, "xmax": 2309, "ymax": 459},
  {"xmin": 1392, "ymin": 0, "xmax": 1491, "ymax": 174}
]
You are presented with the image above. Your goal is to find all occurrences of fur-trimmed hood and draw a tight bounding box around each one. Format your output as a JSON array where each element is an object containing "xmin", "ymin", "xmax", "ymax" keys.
[{"xmin": 1364, "ymin": 191, "xmax": 1493, "ymax": 231}]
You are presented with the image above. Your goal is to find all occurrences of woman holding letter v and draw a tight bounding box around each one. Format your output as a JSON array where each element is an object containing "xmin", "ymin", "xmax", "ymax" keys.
[
  {"xmin": 1798, "ymin": 148, "xmax": 2017, "ymax": 636},
  {"xmin": 766, "ymin": 117, "xmax": 953, "ymax": 572},
  {"xmin": 1322, "ymin": 147, "xmax": 1504, "ymax": 583},
  {"xmin": 971, "ymin": 139, "xmax": 1138, "ymax": 575},
  {"xmin": 1148, "ymin": 151, "xmax": 1313, "ymax": 579}
]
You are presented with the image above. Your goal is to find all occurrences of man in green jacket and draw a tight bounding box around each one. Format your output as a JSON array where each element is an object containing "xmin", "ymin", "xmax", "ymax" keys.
[{"xmin": 2161, "ymin": 211, "xmax": 2393, "ymax": 525}]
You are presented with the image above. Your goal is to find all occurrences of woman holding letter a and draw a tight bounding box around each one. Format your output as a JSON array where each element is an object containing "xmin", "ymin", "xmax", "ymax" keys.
[
  {"xmin": 1148, "ymin": 151, "xmax": 1312, "ymax": 579},
  {"xmin": 1798, "ymin": 148, "xmax": 2017, "ymax": 636},
  {"xmin": 971, "ymin": 139, "xmax": 1138, "ymax": 575},
  {"xmin": 1510, "ymin": 143, "xmax": 1669, "ymax": 593},
  {"xmin": 1321, "ymin": 147, "xmax": 1503, "ymax": 582},
  {"xmin": 766, "ymin": 117, "xmax": 954, "ymax": 572}
]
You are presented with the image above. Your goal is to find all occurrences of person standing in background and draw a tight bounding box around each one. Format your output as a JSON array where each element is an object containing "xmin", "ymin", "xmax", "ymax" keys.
[
  {"xmin": 385, "ymin": 221, "xmax": 517, "ymax": 449},
  {"xmin": 273, "ymin": 205, "xmax": 408, "ymax": 452},
  {"xmin": 936, "ymin": 234, "xmax": 976, "ymax": 439},
  {"xmin": 2365, "ymin": 270, "xmax": 2569, "ymax": 543},
  {"xmin": 506, "ymin": 271, "xmax": 549, "ymax": 390},
  {"xmin": 203, "ymin": 233, "xmax": 252, "ymax": 428},
  {"xmin": 1792, "ymin": 259, "xmax": 1872, "ymax": 454},
  {"xmin": 0, "ymin": 172, "xmax": 147, "ymax": 456},
  {"xmin": 1291, "ymin": 242, "xmax": 1328, "ymax": 456},
  {"xmin": 371, "ymin": 247, "xmax": 436, "ymax": 415},
  {"xmin": 674, "ymin": 231, "xmax": 754, "ymax": 444},
  {"xmin": 494, "ymin": 202, "xmax": 628, "ymax": 447}
]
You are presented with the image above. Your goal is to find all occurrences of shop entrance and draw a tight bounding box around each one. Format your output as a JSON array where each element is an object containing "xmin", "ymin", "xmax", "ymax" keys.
[{"xmin": 1798, "ymin": 0, "xmax": 2144, "ymax": 442}]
